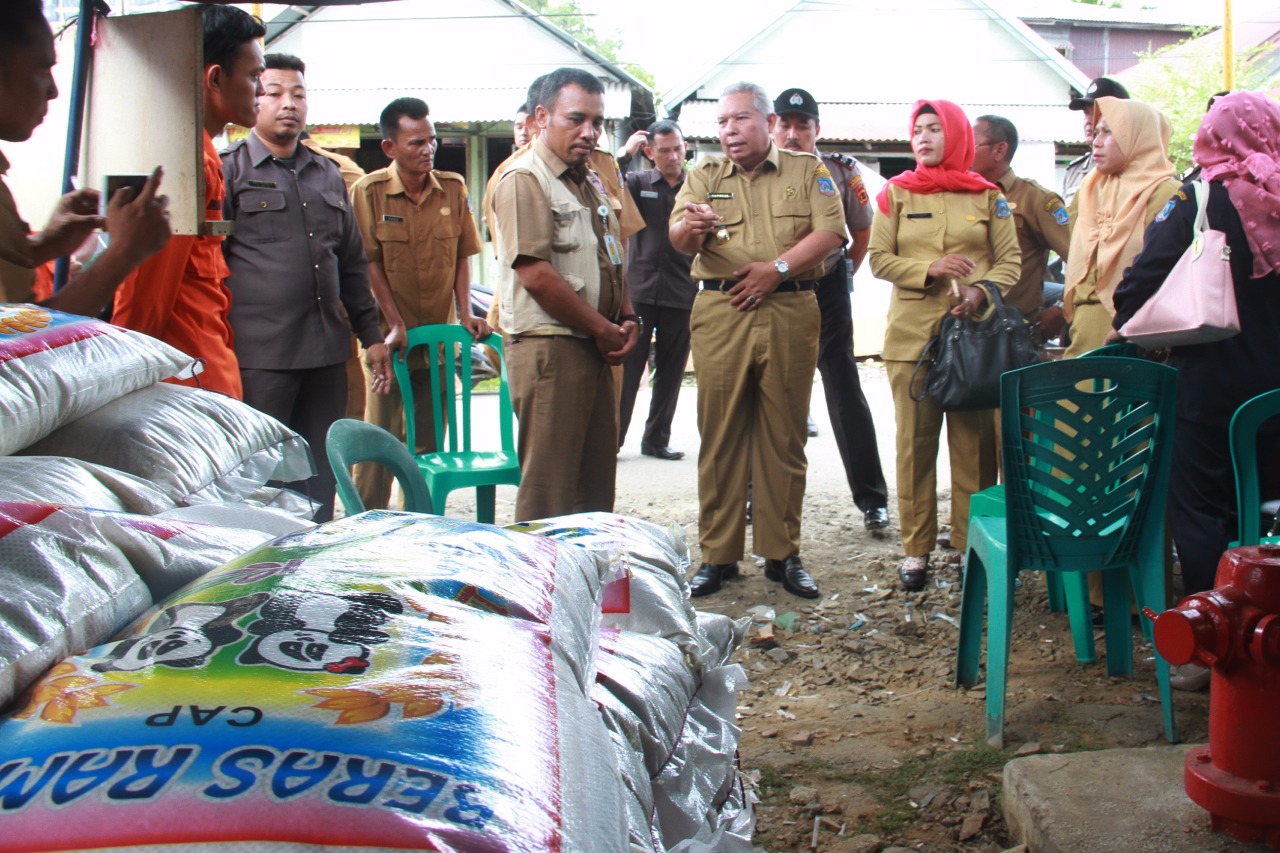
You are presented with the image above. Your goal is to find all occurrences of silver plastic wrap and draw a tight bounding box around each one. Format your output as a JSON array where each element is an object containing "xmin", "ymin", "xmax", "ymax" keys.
[
  {"xmin": 22, "ymin": 383, "xmax": 315, "ymax": 515},
  {"xmin": 0, "ymin": 304, "xmax": 196, "ymax": 456},
  {"xmin": 507, "ymin": 512, "xmax": 711, "ymax": 664},
  {"xmin": 0, "ymin": 502, "xmax": 152, "ymax": 710},
  {"xmin": 0, "ymin": 455, "xmax": 175, "ymax": 515},
  {"xmin": 651, "ymin": 664, "xmax": 752, "ymax": 852},
  {"xmin": 0, "ymin": 511, "xmax": 624, "ymax": 853}
]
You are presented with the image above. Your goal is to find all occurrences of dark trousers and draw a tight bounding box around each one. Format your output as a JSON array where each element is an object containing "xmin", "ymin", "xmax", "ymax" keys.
[
  {"xmin": 1168, "ymin": 416, "xmax": 1280, "ymax": 596},
  {"xmin": 240, "ymin": 362, "xmax": 348, "ymax": 523},
  {"xmin": 816, "ymin": 256, "xmax": 888, "ymax": 511},
  {"xmin": 618, "ymin": 301, "xmax": 692, "ymax": 449}
]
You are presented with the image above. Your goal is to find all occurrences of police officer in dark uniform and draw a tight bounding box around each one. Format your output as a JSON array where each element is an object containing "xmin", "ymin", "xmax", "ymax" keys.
[{"xmin": 772, "ymin": 88, "xmax": 890, "ymax": 532}]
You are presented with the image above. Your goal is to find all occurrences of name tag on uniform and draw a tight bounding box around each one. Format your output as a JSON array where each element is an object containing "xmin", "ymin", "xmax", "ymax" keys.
[
  {"xmin": 906, "ymin": 212, "xmax": 933, "ymax": 219},
  {"xmin": 707, "ymin": 192, "xmax": 734, "ymax": 200},
  {"xmin": 640, "ymin": 190, "xmax": 659, "ymax": 199},
  {"xmin": 248, "ymin": 180, "xmax": 277, "ymax": 189},
  {"xmin": 604, "ymin": 234, "xmax": 623, "ymax": 266},
  {"xmin": 382, "ymin": 214, "xmax": 404, "ymax": 223}
]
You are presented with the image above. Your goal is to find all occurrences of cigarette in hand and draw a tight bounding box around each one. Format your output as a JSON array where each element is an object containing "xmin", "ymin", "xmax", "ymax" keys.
[{"xmin": 950, "ymin": 278, "xmax": 960, "ymax": 299}]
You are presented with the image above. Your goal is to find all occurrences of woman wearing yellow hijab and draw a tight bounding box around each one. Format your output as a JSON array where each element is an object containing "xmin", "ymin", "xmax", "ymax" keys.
[{"xmin": 1063, "ymin": 96, "xmax": 1180, "ymax": 356}]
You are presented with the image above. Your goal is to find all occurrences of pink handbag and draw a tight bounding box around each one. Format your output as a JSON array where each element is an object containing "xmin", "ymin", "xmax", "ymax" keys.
[{"xmin": 1120, "ymin": 180, "xmax": 1240, "ymax": 348}]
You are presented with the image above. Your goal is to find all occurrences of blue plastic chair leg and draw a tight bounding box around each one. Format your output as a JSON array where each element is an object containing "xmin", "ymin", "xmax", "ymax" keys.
[
  {"xmin": 985, "ymin": 557, "xmax": 1017, "ymax": 750},
  {"xmin": 476, "ymin": 485, "xmax": 497, "ymax": 525},
  {"xmin": 956, "ymin": 549, "xmax": 989, "ymax": 688},
  {"xmin": 1100, "ymin": 569, "xmax": 1135, "ymax": 677},
  {"xmin": 1060, "ymin": 572, "xmax": 1096, "ymax": 663},
  {"xmin": 1046, "ymin": 572, "xmax": 1067, "ymax": 612}
]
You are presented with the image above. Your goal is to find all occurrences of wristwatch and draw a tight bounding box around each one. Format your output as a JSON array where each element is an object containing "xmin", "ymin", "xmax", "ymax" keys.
[
  {"xmin": 773, "ymin": 258, "xmax": 790, "ymax": 281},
  {"xmin": 619, "ymin": 313, "xmax": 644, "ymax": 334}
]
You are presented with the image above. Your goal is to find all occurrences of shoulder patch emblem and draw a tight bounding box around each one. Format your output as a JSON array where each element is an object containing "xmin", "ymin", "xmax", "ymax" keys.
[
  {"xmin": 994, "ymin": 198, "xmax": 1011, "ymax": 219},
  {"xmin": 849, "ymin": 173, "xmax": 869, "ymax": 205},
  {"xmin": 1174, "ymin": 190, "xmax": 1188, "ymax": 201},
  {"xmin": 1155, "ymin": 198, "xmax": 1176, "ymax": 223},
  {"xmin": 817, "ymin": 176, "xmax": 837, "ymax": 196},
  {"xmin": 1051, "ymin": 205, "xmax": 1069, "ymax": 225},
  {"xmin": 814, "ymin": 165, "xmax": 832, "ymax": 178},
  {"xmin": 1043, "ymin": 196, "xmax": 1064, "ymax": 213}
]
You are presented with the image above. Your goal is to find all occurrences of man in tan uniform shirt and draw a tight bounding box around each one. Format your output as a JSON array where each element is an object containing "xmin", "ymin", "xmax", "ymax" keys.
[
  {"xmin": 670, "ymin": 81, "xmax": 845, "ymax": 599},
  {"xmin": 971, "ymin": 115, "xmax": 1071, "ymax": 332},
  {"xmin": 350, "ymin": 97, "xmax": 487, "ymax": 510},
  {"xmin": 490, "ymin": 67, "xmax": 640, "ymax": 521}
]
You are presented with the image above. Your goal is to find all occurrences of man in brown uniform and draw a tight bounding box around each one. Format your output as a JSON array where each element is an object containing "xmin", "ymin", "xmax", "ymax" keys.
[
  {"xmin": 670, "ymin": 81, "xmax": 845, "ymax": 599},
  {"xmin": 350, "ymin": 97, "xmax": 487, "ymax": 510},
  {"xmin": 971, "ymin": 115, "xmax": 1070, "ymax": 335},
  {"xmin": 490, "ymin": 67, "xmax": 641, "ymax": 521}
]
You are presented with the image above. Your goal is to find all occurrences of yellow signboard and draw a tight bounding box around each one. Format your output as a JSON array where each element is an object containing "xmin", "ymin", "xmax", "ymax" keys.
[{"xmin": 308, "ymin": 125, "xmax": 361, "ymax": 149}]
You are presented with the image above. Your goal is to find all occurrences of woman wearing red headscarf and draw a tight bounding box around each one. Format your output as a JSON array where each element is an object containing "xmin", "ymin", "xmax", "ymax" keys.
[
  {"xmin": 1111, "ymin": 92, "xmax": 1280, "ymax": 689},
  {"xmin": 870, "ymin": 100, "xmax": 1020, "ymax": 590}
]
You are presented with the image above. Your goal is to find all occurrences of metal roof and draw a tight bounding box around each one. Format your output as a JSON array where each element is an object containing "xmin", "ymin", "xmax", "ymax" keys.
[{"xmin": 674, "ymin": 100, "xmax": 1086, "ymax": 145}]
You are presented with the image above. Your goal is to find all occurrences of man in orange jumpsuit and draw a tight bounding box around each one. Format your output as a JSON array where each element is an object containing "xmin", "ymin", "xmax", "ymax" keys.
[{"xmin": 111, "ymin": 5, "xmax": 266, "ymax": 399}]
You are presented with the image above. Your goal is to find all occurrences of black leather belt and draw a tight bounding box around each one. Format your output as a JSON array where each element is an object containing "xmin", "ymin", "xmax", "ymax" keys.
[{"xmin": 700, "ymin": 279, "xmax": 817, "ymax": 292}]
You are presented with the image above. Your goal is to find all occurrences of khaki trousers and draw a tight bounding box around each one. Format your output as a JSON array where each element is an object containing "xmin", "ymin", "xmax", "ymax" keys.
[
  {"xmin": 690, "ymin": 291, "xmax": 819, "ymax": 564},
  {"xmin": 355, "ymin": 352, "xmax": 444, "ymax": 510},
  {"xmin": 1064, "ymin": 300, "xmax": 1113, "ymax": 358},
  {"xmin": 507, "ymin": 335, "xmax": 617, "ymax": 521},
  {"xmin": 885, "ymin": 360, "xmax": 998, "ymax": 556}
]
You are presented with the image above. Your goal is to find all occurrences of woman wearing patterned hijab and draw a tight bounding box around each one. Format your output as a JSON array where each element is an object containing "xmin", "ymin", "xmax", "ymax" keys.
[
  {"xmin": 870, "ymin": 99, "xmax": 1020, "ymax": 591},
  {"xmin": 1112, "ymin": 91, "xmax": 1280, "ymax": 689},
  {"xmin": 1064, "ymin": 96, "xmax": 1182, "ymax": 356}
]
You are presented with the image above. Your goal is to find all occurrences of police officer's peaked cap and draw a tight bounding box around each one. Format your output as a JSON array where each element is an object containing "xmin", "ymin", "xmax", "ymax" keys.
[
  {"xmin": 773, "ymin": 88, "xmax": 820, "ymax": 120},
  {"xmin": 1068, "ymin": 77, "xmax": 1130, "ymax": 111}
]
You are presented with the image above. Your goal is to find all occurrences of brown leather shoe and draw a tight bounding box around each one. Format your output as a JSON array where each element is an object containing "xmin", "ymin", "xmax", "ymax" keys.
[
  {"xmin": 764, "ymin": 555, "xmax": 820, "ymax": 598},
  {"xmin": 689, "ymin": 562, "xmax": 739, "ymax": 597}
]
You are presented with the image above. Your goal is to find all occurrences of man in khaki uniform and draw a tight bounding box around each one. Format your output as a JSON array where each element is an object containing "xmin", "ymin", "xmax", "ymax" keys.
[
  {"xmin": 350, "ymin": 97, "xmax": 487, "ymax": 510},
  {"xmin": 670, "ymin": 81, "xmax": 845, "ymax": 599},
  {"xmin": 490, "ymin": 67, "xmax": 641, "ymax": 521},
  {"xmin": 971, "ymin": 115, "xmax": 1070, "ymax": 332}
]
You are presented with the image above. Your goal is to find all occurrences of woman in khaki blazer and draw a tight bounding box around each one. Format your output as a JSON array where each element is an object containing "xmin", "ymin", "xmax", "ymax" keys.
[{"xmin": 869, "ymin": 100, "xmax": 1020, "ymax": 591}]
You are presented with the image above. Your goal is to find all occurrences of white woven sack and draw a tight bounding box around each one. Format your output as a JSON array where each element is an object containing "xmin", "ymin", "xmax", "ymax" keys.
[{"xmin": 0, "ymin": 304, "xmax": 196, "ymax": 456}]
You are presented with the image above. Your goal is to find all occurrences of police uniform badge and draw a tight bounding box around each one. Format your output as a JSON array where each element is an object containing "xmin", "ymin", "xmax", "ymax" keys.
[
  {"xmin": 849, "ymin": 173, "xmax": 869, "ymax": 205},
  {"xmin": 1051, "ymin": 205, "xmax": 1069, "ymax": 225},
  {"xmin": 814, "ymin": 166, "xmax": 836, "ymax": 197},
  {"xmin": 994, "ymin": 197, "xmax": 1011, "ymax": 219}
]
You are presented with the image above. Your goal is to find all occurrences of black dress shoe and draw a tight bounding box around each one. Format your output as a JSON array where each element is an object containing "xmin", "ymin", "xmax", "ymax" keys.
[
  {"xmin": 641, "ymin": 444, "xmax": 685, "ymax": 460},
  {"xmin": 764, "ymin": 555, "xmax": 820, "ymax": 599},
  {"xmin": 689, "ymin": 562, "xmax": 738, "ymax": 597},
  {"xmin": 864, "ymin": 506, "xmax": 890, "ymax": 531}
]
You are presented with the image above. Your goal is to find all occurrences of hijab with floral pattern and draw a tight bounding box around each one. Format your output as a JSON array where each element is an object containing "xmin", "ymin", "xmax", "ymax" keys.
[{"xmin": 1195, "ymin": 90, "xmax": 1280, "ymax": 278}]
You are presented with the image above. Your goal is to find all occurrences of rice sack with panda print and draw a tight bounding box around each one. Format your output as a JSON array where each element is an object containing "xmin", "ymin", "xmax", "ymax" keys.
[{"xmin": 0, "ymin": 510, "xmax": 624, "ymax": 853}]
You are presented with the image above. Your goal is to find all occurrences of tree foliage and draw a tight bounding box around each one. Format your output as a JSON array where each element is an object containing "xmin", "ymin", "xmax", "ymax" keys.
[
  {"xmin": 1126, "ymin": 34, "xmax": 1268, "ymax": 172},
  {"xmin": 522, "ymin": 0, "xmax": 655, "ymax": 92}
]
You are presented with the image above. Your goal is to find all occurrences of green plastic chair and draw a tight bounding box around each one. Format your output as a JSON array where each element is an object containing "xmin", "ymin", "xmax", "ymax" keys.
[
  {"xmin": 393, "ymin": 325, "xmax": 520, "ymax": 524},
  {"xmin": 973, "ymin": 342, "xmax": 1146, "ymax": 624},
  {"xmin": 955, "ymin": 357, "xmax": 1179, "ymax": 748},
  {"xmin": 326, "ymin": 419, "xmax": 434, "ymax": 516},
  {"xmin": 1230, "ymin": 388, "xmax": 1280, "ymax": 546}
]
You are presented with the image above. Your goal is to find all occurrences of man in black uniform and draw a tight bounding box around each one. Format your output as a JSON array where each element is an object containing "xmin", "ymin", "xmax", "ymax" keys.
[
  {"xmin": 616, "ymin": 120, "xmax": 695, "ymax": 460},
  {"xmin": 772, "ymin": 88, "xmax": 890, "ymax": 532}
]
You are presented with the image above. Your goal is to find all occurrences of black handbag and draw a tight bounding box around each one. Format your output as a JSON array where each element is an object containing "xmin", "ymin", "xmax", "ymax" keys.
[{"xmin": 910, "ymin": 282, "xmax": 1040, "ymax": 411}]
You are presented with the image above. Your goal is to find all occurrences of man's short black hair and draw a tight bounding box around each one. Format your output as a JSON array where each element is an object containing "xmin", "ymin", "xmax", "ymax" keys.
[
  {"xmin": 379, "ymin": 97, "xmax": 430, "ymax": 141},
  {"xmin": 646, "ymin": 119, "xmax": 683, "ymax": 140},
  {"xmin": 203, "ymin": 5, "xmax": 266, "ymax": 72},
  {"xmin": 516, "ymin": 102, "xmax": 529, "ymax": 115},
  {"xmin": 537, "ymin": 67, "xmax": 604, "ymax": 112},
  {"xmin": 0, "ymin": 0, "xmax": 50, "ymax": 55},
  {"xmin": 976, "ymin": 114, "xmax": 1018, "ymax": 161},
  {"xmin": 264, "ymin": 53, "xmax": 305, "ymax": 75},
  {"xmin": 525, "ymin": 74, "xmax": 549, "ymax": 115}
]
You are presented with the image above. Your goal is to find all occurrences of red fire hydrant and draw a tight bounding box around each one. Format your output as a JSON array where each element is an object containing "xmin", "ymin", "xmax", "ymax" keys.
[{"xmin": 1148, "ymin": 544, "xmax": 1280, "ymax": 847}]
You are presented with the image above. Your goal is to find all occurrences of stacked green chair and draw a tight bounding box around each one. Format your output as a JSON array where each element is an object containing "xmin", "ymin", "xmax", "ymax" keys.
[
  {"xmin": 326, "ymin": 419, "xmax": 434, "ymax": 516},
  {"xmin": 955, "ymin": 357, "xmax": 1179, "ymax": 748},
  {"xmin": 1230, "ymin": 388, "xmax": 1280, "ymax": 546},
  {"xmin": 393, "ymin": 325, "xmax": 520, "ymax": 524}
]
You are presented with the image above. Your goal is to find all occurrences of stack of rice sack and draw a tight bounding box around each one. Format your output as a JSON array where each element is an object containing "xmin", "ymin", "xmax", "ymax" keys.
[
  {"xmin": 0, "ymin": 305, "xmax": 317, "ymax": 715},
  {"xmin": 0, "ymin": 512, "xmax": 628, "ymax": 852},
  {"xmin": 511, "ymin": 513, "xmax": 754, "ymax": 853}
]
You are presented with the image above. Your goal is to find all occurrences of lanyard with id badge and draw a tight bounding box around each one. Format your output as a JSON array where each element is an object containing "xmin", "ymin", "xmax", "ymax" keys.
[{"xmin": 586, "ymin": 173, "xmax": 623, "ymax": 267}]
